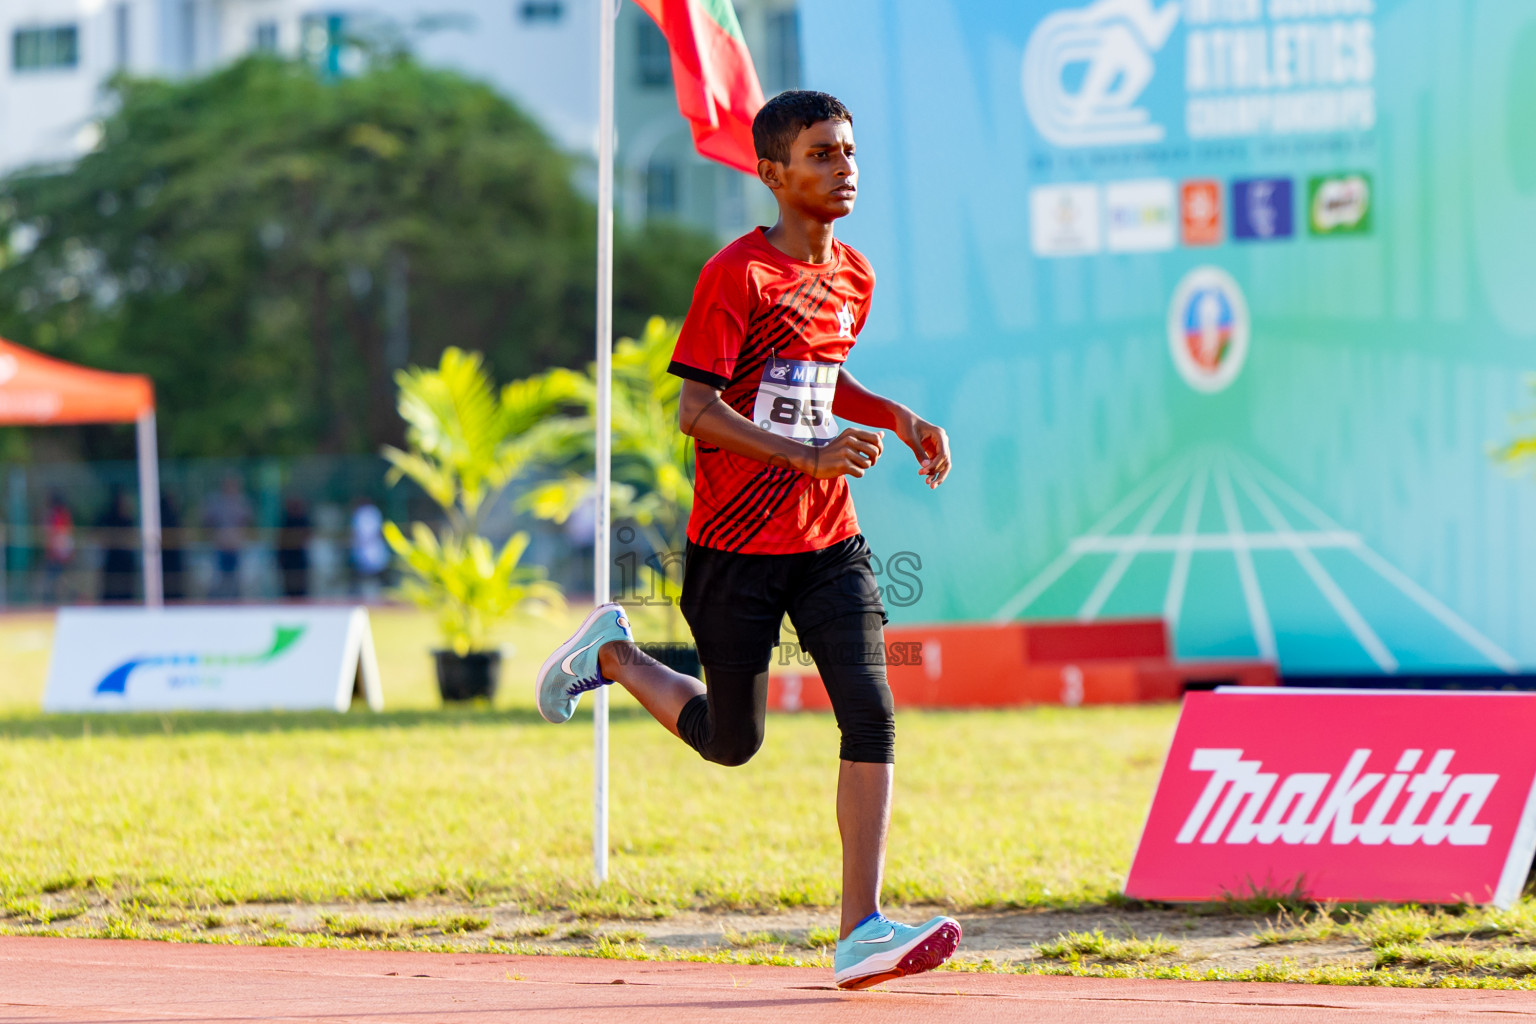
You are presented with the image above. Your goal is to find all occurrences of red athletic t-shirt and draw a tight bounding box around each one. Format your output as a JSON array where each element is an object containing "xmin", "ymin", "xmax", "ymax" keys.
[{"xmin": 668, "ymin": 227, "xmax": 875, "ymax": 555}]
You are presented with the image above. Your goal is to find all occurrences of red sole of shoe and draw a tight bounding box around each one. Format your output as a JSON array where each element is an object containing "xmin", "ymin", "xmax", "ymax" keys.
[{"xmin": 837, "ymin": 921, "xmax": 963, "ymax": 991}]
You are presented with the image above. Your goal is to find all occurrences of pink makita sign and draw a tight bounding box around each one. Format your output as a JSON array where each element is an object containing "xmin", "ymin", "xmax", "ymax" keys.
[{"xmin": 1126, "ymin": 689, "xmax": 1536, "ymax": 908}]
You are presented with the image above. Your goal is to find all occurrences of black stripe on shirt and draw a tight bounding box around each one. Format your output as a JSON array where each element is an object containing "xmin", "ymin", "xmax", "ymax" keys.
[{"xmin": 668, "ymin": 360, "xmax": 730, "ymax": 391}]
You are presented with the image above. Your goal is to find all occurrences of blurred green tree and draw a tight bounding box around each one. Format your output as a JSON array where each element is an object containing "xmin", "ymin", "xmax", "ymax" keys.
[
  {"xmin": 0, "ymin": 55, "xmax": 716, "ymax": 458},
  {"xmin": 519, "ymin": 316, "xmax": 693, "ymax": 639}
]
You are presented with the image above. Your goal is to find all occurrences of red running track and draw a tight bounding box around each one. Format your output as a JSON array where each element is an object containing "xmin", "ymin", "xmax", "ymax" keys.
[{"xmin": 2, "ymin": 936, "xmax": 1535, "ymax": 1023}]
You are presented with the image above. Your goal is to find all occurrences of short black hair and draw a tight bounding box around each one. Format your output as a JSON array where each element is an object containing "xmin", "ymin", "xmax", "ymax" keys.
[{"xmin": 752, "ymin": 90, "xmax": 853, "ymax": 165}]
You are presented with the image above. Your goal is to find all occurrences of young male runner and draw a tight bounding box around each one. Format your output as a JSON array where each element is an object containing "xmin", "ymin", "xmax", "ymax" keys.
[{"xmin": 535, "ymin": 91, "xmax": 958, "ymax": 990}]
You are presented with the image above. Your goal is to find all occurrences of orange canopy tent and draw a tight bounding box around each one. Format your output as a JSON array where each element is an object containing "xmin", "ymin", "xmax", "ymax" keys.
[{"xmin": 0, "ymin": 339, "xmax": 163, "ymax": 605}]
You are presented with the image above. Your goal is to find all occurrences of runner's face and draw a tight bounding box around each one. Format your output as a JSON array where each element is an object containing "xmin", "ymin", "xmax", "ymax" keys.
[{"xmin": 779, "ymin": 119, "xmax": 857, "ymax": 220}]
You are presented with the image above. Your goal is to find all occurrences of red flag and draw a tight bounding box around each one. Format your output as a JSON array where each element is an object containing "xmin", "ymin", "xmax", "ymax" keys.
[{"xmin": 631, "ymin": 0, "xmax": 766, "ymax": 174}]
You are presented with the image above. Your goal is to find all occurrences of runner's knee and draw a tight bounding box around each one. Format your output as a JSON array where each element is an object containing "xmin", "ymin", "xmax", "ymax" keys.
[
  {"xmin": 798, "ymin": 611, "xmax": 896, "ymax": 765},
  {"xmin": 835, "ymin": 679, "xmax": 894, "ymax": 764},
  {"xmin": 702, "ymin": 721, "xmax": 765, "ymax": 767},
  {"xmin": 675, "ymin": 670, "xmax": 768, "ymax": 767}
]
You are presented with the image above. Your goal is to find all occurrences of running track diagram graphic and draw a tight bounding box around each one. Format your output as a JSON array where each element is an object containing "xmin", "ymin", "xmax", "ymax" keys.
[{"xmin": 992, "ymin": 448, "xmax": 1518, "ymax": 675}]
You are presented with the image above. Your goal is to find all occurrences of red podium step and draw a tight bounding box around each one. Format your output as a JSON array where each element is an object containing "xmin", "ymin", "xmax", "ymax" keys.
[
  {"xmin": 766, "ymin": 618, "xmax": 1274, "ymax": 711},
  {"xmin": 1019, "ymin": 619, "xmax": 1169, "ymax": 662}
]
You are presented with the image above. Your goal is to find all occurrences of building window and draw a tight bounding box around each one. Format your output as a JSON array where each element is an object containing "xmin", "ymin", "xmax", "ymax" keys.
[
  {"xmin": 637, "ymin": 18, "xmax": 670, "ymax": 87},
  {"xmin": 716, "ymin": 168, "xmax": 744, "ymax": 230},
  {"xmin": 646, "ymin": 159, "xmax": 677, "ymax": 217},
  {"xmin": 301, "ymin": 13, "xmax": 353, "ymax": 77},
  {"xmin": 13, "ymin": 25, "xmax": 79, "ymax": 72},
  {"xmin": 254, "ymin": 20, "xmax": 279, "ymax": 53},
  {"xmin": 518, "ymin": 2, "xmax": 563, "ymax": 24},
  {"xmin": 764, "ymin": 9, "xmax": 801, "ymax": 92},
  {"xmin": 114, "ymin": 4, "xmax": 131, "ymax": 69},
  {"xmin": 179, "ymin": 0, "xmax": 197, "ymax": 71}
]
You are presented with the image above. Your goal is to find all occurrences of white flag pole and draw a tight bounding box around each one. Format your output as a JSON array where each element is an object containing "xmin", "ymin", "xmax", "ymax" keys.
[
  {"xmin": 135, "ymin": 410, "xmax": 164, "ymax": 608},
  {"xmin": 593, "ymin": 0, "xmax": 618, "ymax": 884}
]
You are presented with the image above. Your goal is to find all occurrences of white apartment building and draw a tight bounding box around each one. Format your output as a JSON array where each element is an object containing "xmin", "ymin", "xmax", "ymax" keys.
[
  {"xmin": 613, "ymin": 0, "xmax": 800, "ymax": 237},
  {"xmin": 0, "ymin": 0, "xmax": 801, "ymax": 239},
  {"xmin": 0, "ymin": 0, "xmax": 143, "ymax": 172}
]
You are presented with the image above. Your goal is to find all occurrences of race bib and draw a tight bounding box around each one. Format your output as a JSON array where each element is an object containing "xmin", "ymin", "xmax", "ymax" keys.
[{"xmin": 752, "ymin": 357, "xmax": 839, "ymax": 446}]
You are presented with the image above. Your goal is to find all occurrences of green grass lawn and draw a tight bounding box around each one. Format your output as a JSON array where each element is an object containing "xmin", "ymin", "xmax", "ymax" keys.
[
  {"xmin": 6, "ymin": 610, "xmax": 1536, "ymax": 987},
  {"xmin": 0, "ymin": 607, "xmax": 1170, "ymax": 913},
  {"xmin": 0, "ymin": 703, "xmax": 1172, "ymax": 914}
]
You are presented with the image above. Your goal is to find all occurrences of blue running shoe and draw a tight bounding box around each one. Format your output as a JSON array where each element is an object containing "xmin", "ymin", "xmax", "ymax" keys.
[
  {"xmin": 536, "ymin": 602, "xmax": 633, "ymax": 724},
  {"xmin": 833, "ymin": 912, "xmax": 961, "ymax": 990}
]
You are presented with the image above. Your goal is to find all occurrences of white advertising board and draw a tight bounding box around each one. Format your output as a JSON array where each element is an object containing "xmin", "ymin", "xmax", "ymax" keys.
[{"xmin": 42, "ymin": 606, "xmax": 383, "ymax": 712}]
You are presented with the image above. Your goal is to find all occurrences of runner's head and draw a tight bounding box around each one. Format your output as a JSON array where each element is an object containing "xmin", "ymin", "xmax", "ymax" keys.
[{"xmin": 753, "ymin": 91, "xmax": 857, "ymax": 222}]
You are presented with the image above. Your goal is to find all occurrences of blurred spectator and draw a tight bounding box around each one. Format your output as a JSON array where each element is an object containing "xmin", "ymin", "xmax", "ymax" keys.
[
  {"xmin": 160, "ymin": 495, "xmax": 187, "ymax": 602},
  {"xmin": 278, "ymin": 496, "xmax": 312, "ymax": 599},
  {"xmin": 350, "ymin": 498, "xmax": 389, "ymax": 600},
  {"xmin": 42, "ymin": 492, "xmax": 74, "ymax": 603},
  {"xmin": 204, "ymin": 475, "xmax": 252, "ymax": 600},
  {"xmin": 98, "ymin": 488, "xmax": 137, "ymax": 603}
]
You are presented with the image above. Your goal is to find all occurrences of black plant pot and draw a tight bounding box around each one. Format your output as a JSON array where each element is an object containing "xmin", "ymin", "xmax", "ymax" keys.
[
  {"xmin": 638, "ymin": 641, "xmax": 702, "ymax": 680},
  {"xmin": 434, "ymin": 649, "xmax": 501, "ymax": 703}
]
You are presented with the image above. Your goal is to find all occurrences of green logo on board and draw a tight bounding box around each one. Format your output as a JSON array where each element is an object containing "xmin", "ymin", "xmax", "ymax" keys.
[{"xmin": 1308, "ymin": 173, "xmax": 1372, "ymax": 236}]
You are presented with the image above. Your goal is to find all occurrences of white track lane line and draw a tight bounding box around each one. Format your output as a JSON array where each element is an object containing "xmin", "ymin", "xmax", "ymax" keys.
[
  {"xmin": 1163, "ymin": 457, "xmax": 1211, "ymax": 631},
  {"xmin": 1229, "ymin": 456, "xmax": 1398, "ymax": 673},
  {"xmin": 1241, "ymin": 457, "xmax": 1519, "ymax": 674},
  {"xmin": 1077, "ymin": 460, "xmax": 1196, "ymax": 622},
  {"xmin": 1213, "ymin": 455, "xmax": 1278, "ymax": 661},
  {"xmin": 1073, "ymin": 531, "xmax": 1359, "ymax": 553},
  {"xmin": 991, "ymin": 455, "xmax": 1193, "ymax": 622}
]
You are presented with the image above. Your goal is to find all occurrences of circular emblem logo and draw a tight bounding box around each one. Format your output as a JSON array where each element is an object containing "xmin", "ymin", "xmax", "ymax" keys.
[{"xmin": 1167, "ymin": 266, "xmax": 1249, "ymax": 394}]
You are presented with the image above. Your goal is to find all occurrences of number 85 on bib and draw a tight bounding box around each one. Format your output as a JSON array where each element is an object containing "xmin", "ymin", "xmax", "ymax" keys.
[{"xmin": 753, "ymin": 357, "xmax": 840, "ymax": 447}]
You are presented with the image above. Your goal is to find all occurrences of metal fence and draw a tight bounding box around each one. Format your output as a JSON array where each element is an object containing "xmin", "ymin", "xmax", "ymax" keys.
[{"xmin": 0, "ymin": 455, "xmax": 588, "ymax": 606}]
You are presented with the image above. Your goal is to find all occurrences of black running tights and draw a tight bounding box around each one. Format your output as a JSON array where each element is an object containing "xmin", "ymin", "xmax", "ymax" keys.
[{"xmin": 675, "ymin": 611, "xmax": 896, "ymax": 766}]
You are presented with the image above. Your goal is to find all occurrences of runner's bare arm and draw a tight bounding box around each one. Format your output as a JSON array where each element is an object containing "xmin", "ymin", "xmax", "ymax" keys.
[
  {"xmin": 678, "ymin": 379, "xmax": 885, "ymax": 481},
  {"xmin": 833, "ymin": 370, "xmax": 952, "ymax": 488}
]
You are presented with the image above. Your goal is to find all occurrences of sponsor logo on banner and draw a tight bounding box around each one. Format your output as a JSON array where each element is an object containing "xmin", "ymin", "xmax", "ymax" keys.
[
  {"xmin": 1030, "ymin": 183, "xmax": 1101, "ymax": 256},
  {"xmin": 1308, "ymin": 172, "xmax": 1372, "ymax": 235},
  {"xmin": 1232, "ymin": 178, "xmax": 1293, "ymax": 240},
  {"xmin": 1023, "ymin": 1, "xmax": 1378, "ymax": 146},
  {"xmin": 1178, "ymin": 748, "xmax": 1495, "ymax": 847},
  {"xmin": 95, "ymin": 625, "xmax": 307, "ymax": 695},
  {"xmin": 43, "ymin": 607, "xmax": 383, "ymax": 712},
  {"xmin": 1181, "ymin": 180, "xmax": 1222, "ymax": 245},
  {"xmin": 1021, "ymin": 0, "xmax": 1180, "ymax": 147},
  {"xmin": 1126, "ymin": 690, "xmax": 1536, "ymax": 908},
  {"xmin": 1105, "ymin": 178, "xmax": 1176, "ymax": 252},
  {"xmin": 1167, "ymin": 266, "xmax": 1249, "ymax": 393}
]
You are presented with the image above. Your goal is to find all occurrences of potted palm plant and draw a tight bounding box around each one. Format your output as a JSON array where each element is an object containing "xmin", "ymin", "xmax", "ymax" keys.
[
  {"xmin": 382, "ymin": 347, "xmax": 571, "ymax": 702},
  {"xmin": 520, "ymin": 316, "xmax": 700, "ymax": 677}
]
